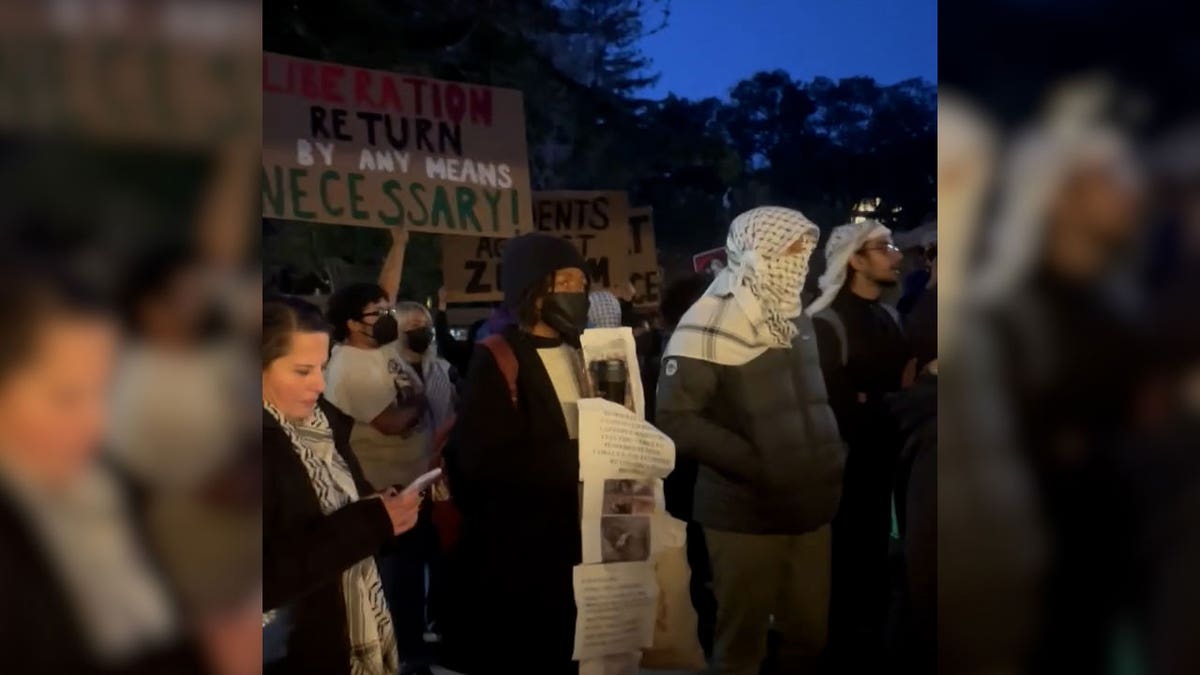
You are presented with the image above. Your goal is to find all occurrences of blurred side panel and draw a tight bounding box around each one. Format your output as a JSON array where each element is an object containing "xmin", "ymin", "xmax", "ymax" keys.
[
  {"xmin": 938, "ymin": 2, "xmax": 1200, "ymax": 674},
  {"xmin": 0, "ymin": 2, "xmax": 261, "ymax": 675}
]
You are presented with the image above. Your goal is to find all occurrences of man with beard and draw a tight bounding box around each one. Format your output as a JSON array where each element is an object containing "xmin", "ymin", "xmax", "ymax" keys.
[{"xmin": 806, "ymin": 220, "xmax": 911, "ymax": 671}]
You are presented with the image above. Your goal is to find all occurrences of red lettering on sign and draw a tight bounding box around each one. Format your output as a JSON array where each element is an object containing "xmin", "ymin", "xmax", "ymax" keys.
[
  {"xmin": 469, "ymin": 88, "xmax": 493, "ymax": 126},
  {"xmin": 405, "ymin": 77, "xmax": 427, "ymax": 115},
  {"xmin": 319, "ymin": 65, "xmax": 345, "ymax": 104},
  {"xmin": 379, "ymin": 75, "xmax": 405, "ymax": 114},
  {"xmin": 353, "ymin": 68, "xmax": 374, "ymax": 107},
  {"xmin": 299, "ymin": 62, "xmax": 320, "ymax": 100}
]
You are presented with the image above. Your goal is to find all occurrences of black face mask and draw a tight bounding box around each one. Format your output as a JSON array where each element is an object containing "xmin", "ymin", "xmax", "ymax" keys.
[
  {"xmin": 405, "ymin": 327, "xmax": 434, "ymax": 354},
  {"xmin": 362, "ymin": 313, "xmax": 399, "ymax": 346},
  {"xmin": 541, "ymin": 292, "xmax": 590, "ymax": 345}
]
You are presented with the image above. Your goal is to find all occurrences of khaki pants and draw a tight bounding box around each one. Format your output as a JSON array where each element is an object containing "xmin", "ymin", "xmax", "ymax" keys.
[{"xmin": 705, "ymin": 526, "xmax": 831, "ymax": 675}]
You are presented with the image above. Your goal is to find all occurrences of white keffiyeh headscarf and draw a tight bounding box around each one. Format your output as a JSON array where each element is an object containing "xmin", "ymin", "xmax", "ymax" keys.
[
  {"xmin": 806, "ymin": 220, "xmax": 893, "ymax": 316},
  {"xmin": 667, "ymin": 206, "xmax": 819, "ymax": 365},
  {"xmin": 587, "ymin": 290, "xmax": 623, "ymax": 328},
  {"xmin": 263, "ymin": 402, "xmax": 399, "ymax": 675}
]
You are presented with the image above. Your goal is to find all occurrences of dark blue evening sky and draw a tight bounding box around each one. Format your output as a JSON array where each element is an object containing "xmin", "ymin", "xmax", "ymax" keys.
[{"xmin": 637, "ymin": 0, "xmax": 937, "ymax": 100}]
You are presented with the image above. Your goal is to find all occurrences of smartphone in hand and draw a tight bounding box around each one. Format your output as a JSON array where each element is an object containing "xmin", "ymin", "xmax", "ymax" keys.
[{"xmin": 398, "ymin": 468, "xmax": 443, "ymax": 497}]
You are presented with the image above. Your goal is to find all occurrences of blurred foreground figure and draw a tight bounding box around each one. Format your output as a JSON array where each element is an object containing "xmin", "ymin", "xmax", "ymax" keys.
[
  {"xmin": 936, "ymin": 91, "xmax": 1046, "ymax": 675},
  {"xmin": 939, "ymin": 79, "xmax": 1200, "ymax": 675},
  {"xmin": 0, "ymin": 258, "xmax": 203, "ymax": 674}
]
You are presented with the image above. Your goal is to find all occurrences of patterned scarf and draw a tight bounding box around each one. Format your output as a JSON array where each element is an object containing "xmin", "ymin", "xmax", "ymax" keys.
[
  {"xmin": 587, "ymin": 290, "xmax": 623, "ymax": 328},
  {"xmin": 263, "ymin": 402, "xmax": 399, "ymax": 675},
  {"xmin": 668, "ymin": 206, "xmax": 819, "ymax": 365},
  {"xmin": 806, "ymin": 220, "xmax": 893, "ymax": 316},
  {"xmin": 395, "ymin": 351, "xmax": 456, "ymax": 433}
]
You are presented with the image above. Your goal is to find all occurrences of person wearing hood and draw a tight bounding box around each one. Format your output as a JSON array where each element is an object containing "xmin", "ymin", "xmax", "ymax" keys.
[
  {"xmin": 806, "ymin": 219, "xmax": 911, "ymax": 670},
  {"xmin": 656, "ymin": 207, "xmax": 845, "ymax": 675},
  {"xmin": 439, "ymin": 233, "xmax": 593, "ymax": 674}
]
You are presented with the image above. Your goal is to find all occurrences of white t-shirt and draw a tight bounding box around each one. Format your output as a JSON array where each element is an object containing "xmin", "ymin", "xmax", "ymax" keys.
[
  {"xmin": 108, "ymin": 344, "xmax": 243, "ymax": 491},
  {"xmin": 324, "ymin": 342, "xmax": 431, "ymax": 489},
  {"xmin": 536, "ymin": 344, "xmax": 584, "ymax": 440}
]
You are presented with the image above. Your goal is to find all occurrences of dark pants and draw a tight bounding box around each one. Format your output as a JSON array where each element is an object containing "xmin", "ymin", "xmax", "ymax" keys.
[
  {"xmin": 706, "ymin": 526, "xmax": 832, "ymax": 675},
  {"xmin": 377, "ymin": 510, "xmax": 439, "ymax": 667},
  {"xmin": 824, "ymin": 439, "xmax": 897, "ymax": 672}
]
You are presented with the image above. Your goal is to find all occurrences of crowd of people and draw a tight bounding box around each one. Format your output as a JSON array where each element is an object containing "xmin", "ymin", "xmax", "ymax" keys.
[{"xmin": 259, "ymin": 205, "xmax": 937, "ymax": 675}]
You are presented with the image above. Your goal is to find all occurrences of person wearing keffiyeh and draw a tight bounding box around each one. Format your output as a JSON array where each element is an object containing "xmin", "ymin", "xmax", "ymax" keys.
[
  {"xmin": 808, "ymin": 221, "xmax": 912, "ymax": 673},
  {"xmin": 587, "ymin": 290, "xmax": 623, "ymax": 329},
  {"xmin": 656, "ymin": 206, "xmax": 847, "ymax": 675},
  {"xmin": 261, "ymin": 297, "xmax": 422, "ymax": 675}
]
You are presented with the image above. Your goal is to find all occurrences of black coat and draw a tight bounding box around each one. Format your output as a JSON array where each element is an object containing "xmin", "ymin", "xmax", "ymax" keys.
[
  {"xmin": 656, "ymin": 314, "xmax": 846, "ymax": 535},
  {"xmin": 263, "ymin": 399, "xmax": 396, "ymax": 675},
  {"xmin": 0, "ymin": 463, "xmax": 204, "ymax": 675},
  {"xmin": 814, "ymin": 288, "xmax": 911, "ymax": 656},
  {"xmin": 888, "ymin": 372, "xmax": 937, "ymax": 673},
  {"xmin": 441, "ymin": 325, "xmax": 582, "ymax": 674}
]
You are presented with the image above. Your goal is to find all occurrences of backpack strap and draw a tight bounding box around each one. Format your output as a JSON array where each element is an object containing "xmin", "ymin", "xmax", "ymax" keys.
[
  {"xmin": 479, "ymin": 334, "xmax": 519, "ymax": 407},
  {"xmin": 813, "ymin": 307, "xmax": 849, "ymax": 367}
]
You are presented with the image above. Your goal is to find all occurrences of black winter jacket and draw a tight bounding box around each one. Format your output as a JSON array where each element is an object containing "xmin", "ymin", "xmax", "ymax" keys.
[{"xmin": 656, "ymin": 314, "xmax": 846, "ymax": 534}]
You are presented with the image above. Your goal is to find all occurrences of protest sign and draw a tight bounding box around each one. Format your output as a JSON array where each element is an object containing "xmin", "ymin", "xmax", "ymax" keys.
[
  {"xmin": 0, "ymin": 1, "xmax": 258, "ymax": 146},
  {"xmin": 571, "ymin": 561, "xmax": 658, "ymax": 661},
  {"xmin": 441, "ymin": 191, "xmax": 632, "ymax": 301},
  {"xmin": 626, "ymin": 207, "xmax": 661, "ymax": 309},
  {"xmin": 577, "ymin": 399, "xmax": 675, "ymax": 481},
  {"xmin": 262, "ymin": 52, "xmax": 532, "ymax": 235},
  {"xmin": 581, "ymin": 479, "xmax": 664, "ymax": 519},
  {"xmin": 692, "ymin": 246, "xmax": 728, "ymax": 274}
]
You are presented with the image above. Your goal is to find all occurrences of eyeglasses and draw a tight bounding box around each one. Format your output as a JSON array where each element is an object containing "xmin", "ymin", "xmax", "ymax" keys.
[
  {"xmin": 360, "ymin": 308, "xmax": 397, "ymax": 320},
  {"xmin": 858, "ymin": 242, "xmax": 901, "ymax": 254}
]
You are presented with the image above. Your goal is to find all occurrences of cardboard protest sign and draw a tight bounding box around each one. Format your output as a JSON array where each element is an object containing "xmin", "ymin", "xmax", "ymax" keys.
[
  {"xmin": 692, "ymin": 247, "xmax": 728, "ymax": 275},
  {"xmin": 0, "ymin": 2, "xmax": 258, "ymax": 146},
  {"xmin": 262, "ymin": 52, "xmax": 532, "ymax": 235},
  {"xmin": 442, "ymin": 191, "xmax": 631, "ymax": 302},
  {"xmin": 627, "ymin": 207, "xmax": 661, "ymax": 309}
]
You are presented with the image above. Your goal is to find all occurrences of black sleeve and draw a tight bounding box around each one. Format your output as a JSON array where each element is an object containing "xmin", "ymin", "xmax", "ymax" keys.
[
  {"xmin": 655, "ymin": 356, "xmax": 761, "ymax": 484},
  {"xmin": 435, "ymin": 310, "xmax": 470, "ymax": 371},
  {"xmin": 442, "ymin": 346, "xmax": 572, "ymax": 512},
  {"xmin": 813, "ymin": 316, "xmax": 856, "ymax": 427},
  {"xmin": 262, "ymin": 441, "xmax": 394, "ymax": 611},
  {"xmin": 619, "ymin": 299, "xmax": 636, "ymax": 327}
]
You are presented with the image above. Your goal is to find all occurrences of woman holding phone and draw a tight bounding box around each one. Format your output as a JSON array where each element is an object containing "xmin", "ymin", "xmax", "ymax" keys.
[{"xmin": 262, "ymin": 296, "xmax": 423, "ymax": 675}]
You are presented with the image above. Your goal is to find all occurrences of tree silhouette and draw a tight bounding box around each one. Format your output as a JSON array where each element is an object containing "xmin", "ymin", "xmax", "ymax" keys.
[{"xmin": 263, "ymin": 1, "xmax": 934, "ymax": 299}]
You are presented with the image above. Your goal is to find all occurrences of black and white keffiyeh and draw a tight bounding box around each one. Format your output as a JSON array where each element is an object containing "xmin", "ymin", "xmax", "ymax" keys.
[
  {"xmin": 805, "ymin": 220, "xmax": 892, "ymax": 316},
  {"xmin": 587, "ymin": 290, "xmax": 623, "ymax": 329},
  {"xmin": 263, "ymin": 402, "xmax": 399, "ymax": 675},
  {"xmin": 667, "ymin": 206, "xmax": 819, "ymax": 365}
]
